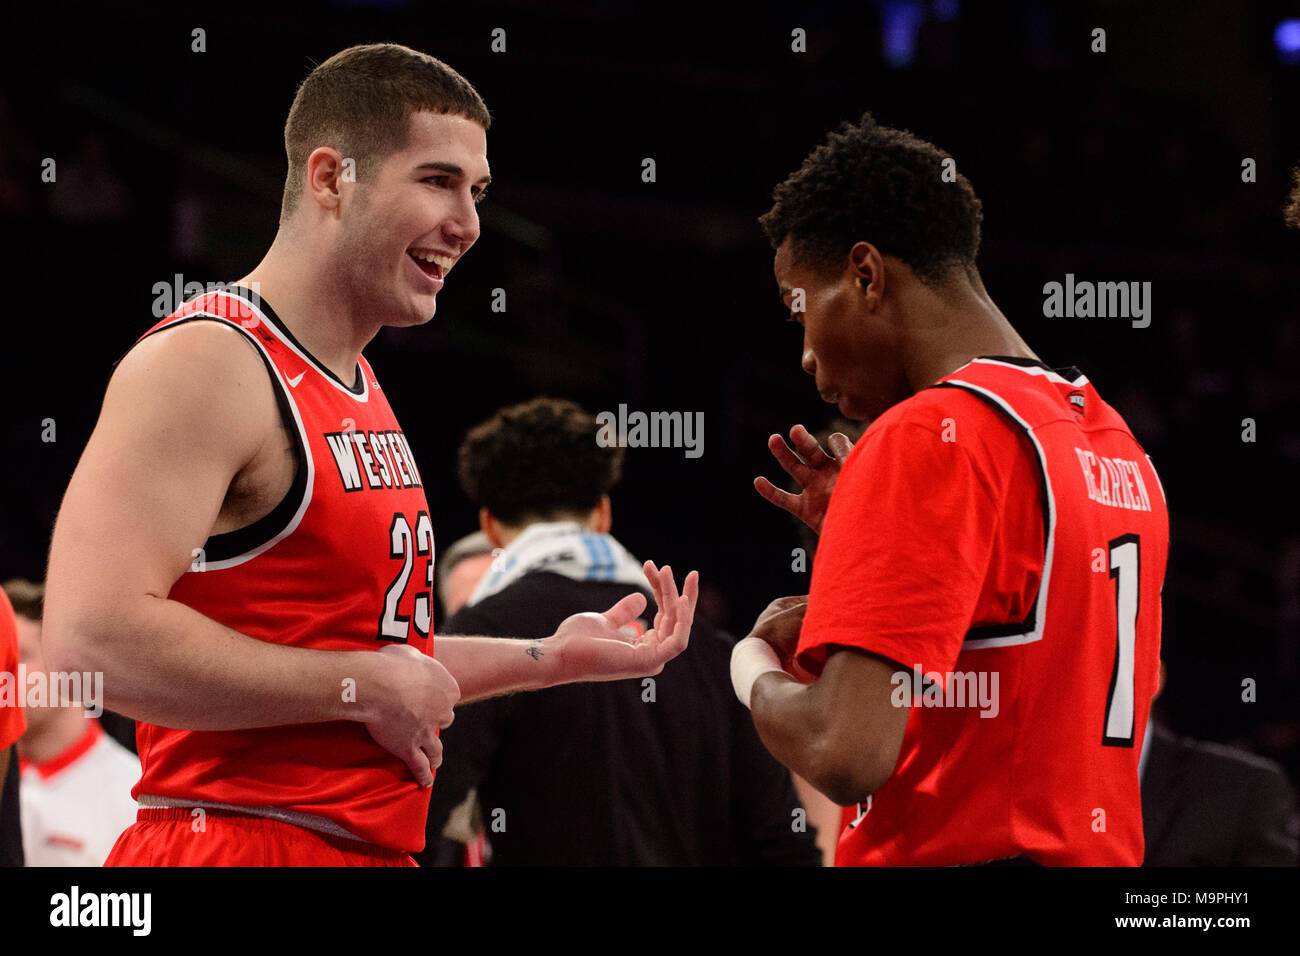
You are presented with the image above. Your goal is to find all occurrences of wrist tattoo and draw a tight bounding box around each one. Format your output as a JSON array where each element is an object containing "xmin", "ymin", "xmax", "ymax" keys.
[{"xmin": 527, "ymin": 640, "xmax": 543, "ymax": 661}]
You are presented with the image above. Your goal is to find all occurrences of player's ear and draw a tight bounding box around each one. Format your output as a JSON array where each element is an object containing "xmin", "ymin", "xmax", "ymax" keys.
[
  {"xmin": 591, "ymin": 496, "xmax": 612, "ymax": 534},
  {"xmin": 305, "ymin": 146, "xmax": 346, "ymax": 212},
  {"xmin": 479, "ymin": 507, "xmax": 504, "ymax": 548},
  {"xmin": 848, "ymin": 241, "xmax": 882, "ymax": 300}
]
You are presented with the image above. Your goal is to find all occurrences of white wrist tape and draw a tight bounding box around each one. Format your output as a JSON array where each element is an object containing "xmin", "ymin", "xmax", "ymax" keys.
[{"xmin": 730, "ymin": 637, "xmax": 787, "ymax": 710}]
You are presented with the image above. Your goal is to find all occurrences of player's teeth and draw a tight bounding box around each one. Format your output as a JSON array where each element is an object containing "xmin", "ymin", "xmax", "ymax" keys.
[{"xmin": 409, "ymin": 250, "xmax": 454, "ymax": 273}]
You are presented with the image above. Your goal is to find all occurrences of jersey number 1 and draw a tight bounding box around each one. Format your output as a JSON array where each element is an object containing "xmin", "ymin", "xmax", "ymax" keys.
[{"xmin": 1103, "ymin": 534, "xmax": 1140, "ymax": 746}]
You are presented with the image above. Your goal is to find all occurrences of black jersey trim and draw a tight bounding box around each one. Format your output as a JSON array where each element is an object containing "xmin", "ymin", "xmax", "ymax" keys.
[
  {"xmin": 133, "ymin": 314, "xmax": 310, "ymax": 565},
  {"xmin": 976, "ymin": 354, "xmax": 1051, "ymax": 370},
  {"xmin": 975, "ymin": 355, "xmax": 1086, "ymax": 385},
  {"xmin": 928, "ymin": 381, "xmax": 1052, "ymax": 646},
  {"xmin": 223, "ymin": 284, "xmax": 366, "ymax": 396}
]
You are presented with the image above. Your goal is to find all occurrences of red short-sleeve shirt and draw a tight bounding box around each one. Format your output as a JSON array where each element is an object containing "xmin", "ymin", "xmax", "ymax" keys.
[{"xmin": 797, "ymin": 389, "xmax": 1043, "ymax": 682}]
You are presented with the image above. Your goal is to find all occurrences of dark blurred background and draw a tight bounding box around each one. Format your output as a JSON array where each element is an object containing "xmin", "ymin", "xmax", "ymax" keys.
[{"xmin": 1, "ymin": 0, "xmax": 1297, "ymax": 782}]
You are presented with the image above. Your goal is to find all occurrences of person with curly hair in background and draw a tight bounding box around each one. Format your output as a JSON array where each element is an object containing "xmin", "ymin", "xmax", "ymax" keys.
[{"xmin": 420, "ymin": 397, "xmax": 820, "ymax": 867}]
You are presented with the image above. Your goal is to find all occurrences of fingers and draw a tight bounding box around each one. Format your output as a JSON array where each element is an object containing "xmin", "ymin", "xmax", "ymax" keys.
[
  {"xmin": 663, "ymin": 569, "xmax": 698, "ymax": 657},
  {"xmin": 621, "ymin": 564, "xmax": 699, "ymax": 665},
  {"xmin": 642, "ymin": 563, "xmax": 681, "ymax": 643},
  {"xmin": 603, "ymin": 590, "xmax": 648, "ymax": 630},
  {"xmin": 788, "ymin": 424, "xmax": 835, "ymax": 470},
  {"xmin": 661, "ymin": 564, "xmax": 680, "ymax": 608},
  {"xmin": 753, "ymin": 475, "xmax": 801, "ymax": 515},
  {"xmin": 828, "ymin": 432, "xmax": 855, "ymax": 461},
  {"xmin": 767, "ymin": 432, "xmax": 815, "ymax": 482},
  {"xmin": 754, "ymin": 594, "xmax": 809, "ymax": 629},
  {"xmin": 681, "ymin": 570, "xmax": 699, "ymax": 632},
  {"xmin": 643, "ymin": 560, "xmax": 666, "ymax": 636},
  {"xmin": 657, "ymin": 564, "xmax": 679, "ymax": 637},
  {"xmin": 642, "ymin": 560, "xmax": 662, "ymax": 606},
  {"xmin": 768, "ymin": 594, "xmax": 809, "ymax": 613},
  {"xmin": 635, "ymin": 565, "xmax": 698, "ymax": 661},
  {"xmin": 407, "ymin": 739, "xmax": 437, "ymax": 788},
  {"xmin": 658, "ymin": 570, "xmax": 694, "ymax": 647}
]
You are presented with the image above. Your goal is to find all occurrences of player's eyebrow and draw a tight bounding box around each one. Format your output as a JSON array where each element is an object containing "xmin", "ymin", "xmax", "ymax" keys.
[{"xmin": 416, "ymin": 161, "xmax": 492, "ymax": 186}]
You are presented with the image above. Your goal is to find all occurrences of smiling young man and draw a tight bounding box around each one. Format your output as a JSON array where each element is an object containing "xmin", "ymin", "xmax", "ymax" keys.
[
  {"xmin": 737, "ymin": 113, "xmax": 1169, "ymax": 866},
  {"xmin": 42, "ymin": 43, "xmax": 697, "ymax": 867}
]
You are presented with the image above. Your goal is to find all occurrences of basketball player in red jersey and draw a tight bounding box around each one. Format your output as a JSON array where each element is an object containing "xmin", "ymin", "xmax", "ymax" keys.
[
  {"xmin": 734, "ymin": 114, "xmax": 1168, "ymax": 865},
  {"xmin": 42, "ymin": 44, "xmax": 697, "ymax": 866}
]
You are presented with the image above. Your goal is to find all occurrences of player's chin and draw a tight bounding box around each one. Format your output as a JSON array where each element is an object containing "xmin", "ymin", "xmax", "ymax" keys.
[
  {"xmin": 828, "ymin": 393, "xmax": 854, "ymax": 418},
  {"xmin": 397, "ymin": 295, "xmax": 438, "ymax": 326},
  {"xmin": 835, "ymin": 393, "xmax": 872, "ymax": 423}
]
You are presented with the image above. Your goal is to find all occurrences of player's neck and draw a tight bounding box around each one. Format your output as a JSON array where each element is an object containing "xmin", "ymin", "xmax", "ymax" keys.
[
  {"xmin": 18, "ymin": 706, "xmax": 91, "ymax": 765},
  {"xmin": 491, "ymin": 511, "xmax": 604, "ymax": 549},
  {"xmin": 238, "ymin": 240, "xmax": 377, "ymax": 384},
  {"xmin": 902, "ymin": 276, "xmax": 1038, "ymax": 390}
]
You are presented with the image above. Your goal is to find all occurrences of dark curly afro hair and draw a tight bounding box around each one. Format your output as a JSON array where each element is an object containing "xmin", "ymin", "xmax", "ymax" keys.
[
  {"xmin": 759, "ymin": 112, "xmax": 983, "ymax": 286},
  {"xmin": 457, "ymin": 397, "xmax": 625, "ymax": 526}
]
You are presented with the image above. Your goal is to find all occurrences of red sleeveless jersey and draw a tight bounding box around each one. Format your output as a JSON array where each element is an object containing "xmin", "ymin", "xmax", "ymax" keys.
[
  {"xmin": 124, "ymin": 286, "xmax": 437, "ymax": 852},
  {"xmin": 796, "ymin": 356, "xmax": 1169, "ymax": 866}
]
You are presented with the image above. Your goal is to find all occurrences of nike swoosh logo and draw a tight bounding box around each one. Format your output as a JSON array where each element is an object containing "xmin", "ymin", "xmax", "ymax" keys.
[{"xmin": 286, "ymin": 371, "xmax": 306, "ymax": 388}]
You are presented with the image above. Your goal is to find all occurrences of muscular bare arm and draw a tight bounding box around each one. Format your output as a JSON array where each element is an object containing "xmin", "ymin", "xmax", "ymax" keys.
[{"xmin": 750, "ymin": 647, "xmax": 910, "ymax": 808}]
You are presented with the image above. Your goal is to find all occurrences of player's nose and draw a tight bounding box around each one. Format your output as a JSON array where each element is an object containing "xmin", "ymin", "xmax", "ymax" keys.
[
  {"xmin": 801, "ymin": 347, "xmax": 817, "ymax": 376},
  {"xmin": 445, "ymin": 194, "xmax": 480, "ymax": 249}
]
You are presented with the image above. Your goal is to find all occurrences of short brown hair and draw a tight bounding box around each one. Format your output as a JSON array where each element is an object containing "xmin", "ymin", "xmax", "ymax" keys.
[
  {"xmin": 2, "ymin": 578, "xmax": 44, "ymax": 621},
  {"xmin": 458, "ymin": 398, "xmax": 626, "ymax": 527},
  {"xmin": 281, "ymin": 43, "xmax": 491, "ymax": 221}
]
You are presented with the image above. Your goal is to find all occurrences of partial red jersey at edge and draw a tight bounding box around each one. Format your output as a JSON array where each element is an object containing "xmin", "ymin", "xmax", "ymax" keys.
[
  {"xmin": 123, "ymin": 287, "xmax": 437, "ymax": 854},
  {"xmin": 0, "ymin": 589, "xmax": 26, "ymax": 750},
  {"xmin": 796, "ymin": 356, "xmax": 1168, "ymax": 866}
]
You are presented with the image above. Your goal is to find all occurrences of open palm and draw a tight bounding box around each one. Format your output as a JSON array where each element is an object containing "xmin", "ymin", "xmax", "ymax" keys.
[{"xmin": 553, "ymin": 561, "xmax": 699, "ymax": 683}]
